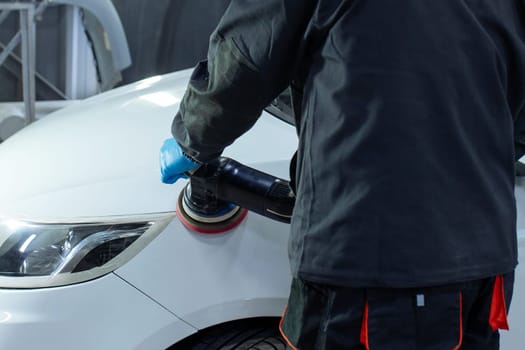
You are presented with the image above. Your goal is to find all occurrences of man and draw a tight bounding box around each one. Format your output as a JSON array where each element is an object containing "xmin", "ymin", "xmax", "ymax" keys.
[{"xmin": 160, "ymin": 0, "xmax": 523, "ymax": 348}]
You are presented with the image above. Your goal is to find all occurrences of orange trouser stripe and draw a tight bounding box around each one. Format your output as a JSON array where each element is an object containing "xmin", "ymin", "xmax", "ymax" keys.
[{"xmin": 279, "ymin": 305, "xmax": 299, "ymax": 350}]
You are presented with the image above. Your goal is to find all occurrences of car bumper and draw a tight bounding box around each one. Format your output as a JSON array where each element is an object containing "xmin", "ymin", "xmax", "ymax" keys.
[{"xmin": 0, "ymin": 273, "xmax": 196, "ymax": 350}]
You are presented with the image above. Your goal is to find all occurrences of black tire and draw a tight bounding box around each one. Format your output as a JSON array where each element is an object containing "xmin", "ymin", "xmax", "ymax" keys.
[{"xmin": 168, "ymin": 318, "xmax": 287, "ymax": 350}]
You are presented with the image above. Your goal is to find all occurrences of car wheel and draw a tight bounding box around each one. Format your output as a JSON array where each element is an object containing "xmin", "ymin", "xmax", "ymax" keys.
[{"xmin": 169, "ymin": 318, "xmax": 287, "ymax": 350}]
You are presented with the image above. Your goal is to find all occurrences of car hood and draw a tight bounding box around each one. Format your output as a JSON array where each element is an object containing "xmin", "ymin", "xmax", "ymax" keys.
[{"xmin": 0, "ymin": 70, "xmax": 297, "ymax": 221}]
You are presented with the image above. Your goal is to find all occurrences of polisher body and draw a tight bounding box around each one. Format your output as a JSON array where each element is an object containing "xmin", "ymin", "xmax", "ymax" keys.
[{"xmin": 178, "ymin": 157, "xmax": 295, "ymax": 233}]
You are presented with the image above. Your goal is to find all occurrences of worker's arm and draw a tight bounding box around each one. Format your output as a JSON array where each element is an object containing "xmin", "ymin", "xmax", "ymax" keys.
[{"xmin": 172, "ymin": 0, "xmax": 316, "ymax": 162}]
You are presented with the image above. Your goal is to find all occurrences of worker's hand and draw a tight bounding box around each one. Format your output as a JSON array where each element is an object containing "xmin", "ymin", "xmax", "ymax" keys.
[{"xmin": 160, "ymin": 138, "xmax": 200, "ymax": 184}]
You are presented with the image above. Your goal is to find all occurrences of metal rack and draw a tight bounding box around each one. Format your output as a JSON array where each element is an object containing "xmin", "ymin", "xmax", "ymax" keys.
[{"xmin": 0, "ymin": 1, "xmax": 48, "ymax": 125}]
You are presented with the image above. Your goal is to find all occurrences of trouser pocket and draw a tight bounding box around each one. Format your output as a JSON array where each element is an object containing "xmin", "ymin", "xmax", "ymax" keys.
[
  {"xmin": 280, "ymin": 278, "xmax": 329, "ymax": 349},
  {"xmin": 363, "ymin": 289, "xmax": 462, "ymax": 350},
  {"xmin": 280, "ymin": 278, "xmax": 365, "ymax": 350}
]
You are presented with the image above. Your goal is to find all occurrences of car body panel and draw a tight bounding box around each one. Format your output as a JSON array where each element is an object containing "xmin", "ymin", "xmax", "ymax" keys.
[
  {"xmin": 501, "ymin": 182, "xmax": 525, "ymax": 348},
  {"xmin": 0, "ymin": 69, "xmax": 297, "ymax": 348},
  {"xmin": 0, "ymin": 273, "xmax": 196, "ymax": 350},
  {"xmin": 115, "ymin": 210, "xmax": 292, "ymax": 329},
  {"xmin": 0, "ymin": 70, "xmax": 297, "ymax": 221},
  {"xmin": 50, "ymin": 0, "xmax": 131, "ymax": 70},
  {"xmin": 500, "ymin": 234, "xmax": 523, "ymax": 348}
]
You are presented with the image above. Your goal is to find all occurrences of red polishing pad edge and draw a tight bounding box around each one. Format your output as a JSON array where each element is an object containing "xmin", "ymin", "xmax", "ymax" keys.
[{"xmin": 176, "ymin": 191, "xmax": 248, "ymax": 234}]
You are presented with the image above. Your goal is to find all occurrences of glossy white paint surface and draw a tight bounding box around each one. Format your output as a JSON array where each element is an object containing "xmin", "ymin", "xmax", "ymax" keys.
[
  {"xmin": 0, "ymin": 70, "xmax": 297, "ymax": 221},
  {"xmin": 0, "ymin": 69, "xmax": 297, "ymax": 348},
  {"xmin": 0, "ymin": 273, "xmax": 196, "ymax": 349},
  {"xmin": 115, "ymin": 207, "xmax": 292, "ymax": 329}
]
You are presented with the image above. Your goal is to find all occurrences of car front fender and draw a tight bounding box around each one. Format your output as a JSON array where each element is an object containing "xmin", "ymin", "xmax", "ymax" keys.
[{"xmin": 49, "ymin": 0, "xmax": 131, "ymax": 70}]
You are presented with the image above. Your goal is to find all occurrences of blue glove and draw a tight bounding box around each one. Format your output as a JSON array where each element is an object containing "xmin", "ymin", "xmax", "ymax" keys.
[{"xmin": 160, "ymin": 138, "xmax": 200, "ymax": 184}]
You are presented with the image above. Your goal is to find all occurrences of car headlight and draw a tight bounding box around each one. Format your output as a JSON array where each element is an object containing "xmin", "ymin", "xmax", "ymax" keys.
[{"xmin": 0, "ymin": 214, "xmax": 173, "ymax": 288}]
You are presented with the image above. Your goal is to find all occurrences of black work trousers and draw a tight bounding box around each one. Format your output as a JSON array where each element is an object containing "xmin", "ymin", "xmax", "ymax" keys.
[{"xmin": 280, "ymin": 273, "xmax": 514, "ymax": 350}]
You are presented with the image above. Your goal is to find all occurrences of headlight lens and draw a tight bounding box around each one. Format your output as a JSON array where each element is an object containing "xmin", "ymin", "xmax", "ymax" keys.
[{"xmin": 0, "ymin": 214, "xmax": 172, "ymax": 288}]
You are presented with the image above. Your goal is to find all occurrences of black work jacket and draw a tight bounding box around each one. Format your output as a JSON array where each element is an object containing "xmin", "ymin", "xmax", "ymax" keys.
[{"xmin": 172, "ymin": 0, "xmax": 524, "ymax": 287}]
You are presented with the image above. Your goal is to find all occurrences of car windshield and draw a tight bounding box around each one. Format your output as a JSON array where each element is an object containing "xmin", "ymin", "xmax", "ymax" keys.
[{"xmin": 265, "ymin": 88, "xmax": 295, "ymax": 126}]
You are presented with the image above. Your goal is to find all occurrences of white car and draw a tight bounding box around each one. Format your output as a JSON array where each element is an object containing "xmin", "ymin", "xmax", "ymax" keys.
[{"xmin": 0, "ymin": 69, "xmax": 522, "ymax": 349}]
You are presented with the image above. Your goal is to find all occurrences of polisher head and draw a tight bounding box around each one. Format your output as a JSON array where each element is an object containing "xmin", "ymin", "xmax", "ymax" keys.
[{"xmin": 176, "ymin": 185, "xmax": 248, "ymax": 234}]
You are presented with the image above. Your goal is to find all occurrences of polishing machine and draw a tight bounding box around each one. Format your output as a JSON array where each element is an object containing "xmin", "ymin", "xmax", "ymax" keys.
[{"xmin": 177, "ymin": 157, "xmax": 296, "ymax": 233}]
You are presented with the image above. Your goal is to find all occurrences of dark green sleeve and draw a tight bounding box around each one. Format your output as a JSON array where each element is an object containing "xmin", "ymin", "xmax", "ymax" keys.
[{"xmin": 172, "ymin": 0, "xmax": 315, "ymax": 162}]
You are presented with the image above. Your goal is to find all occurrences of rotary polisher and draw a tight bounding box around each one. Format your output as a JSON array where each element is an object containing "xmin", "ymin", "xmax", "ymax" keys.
[{"xmin": 176, "ymin": 157, "xmax": 295, "ymax": 234}]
